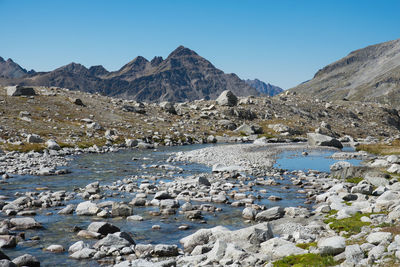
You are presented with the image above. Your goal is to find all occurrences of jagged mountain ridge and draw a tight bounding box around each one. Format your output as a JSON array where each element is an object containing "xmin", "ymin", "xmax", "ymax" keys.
[
  {"xmin": 245, "ymin": 79, "xmax": 284, "ymax": 96},
  {"xmin": 0, "ymin": 46, "xmax": 269, "ymax": 102},
  {"xmin": 290, "ymin": 38, "xmax": 400, "ymax": 106},
  {"xmin": 0, "ymin": 57, "xmax": 31, "ymax": 79}
]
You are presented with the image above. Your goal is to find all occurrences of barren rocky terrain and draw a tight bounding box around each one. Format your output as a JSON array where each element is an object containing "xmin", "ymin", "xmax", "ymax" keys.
[{"xmin": 2, "ymin": 86, "xmax": 400, "ymax": 266}]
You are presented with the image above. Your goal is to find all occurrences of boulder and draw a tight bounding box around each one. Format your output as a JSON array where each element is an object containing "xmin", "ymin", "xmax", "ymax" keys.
[
  {"xmin": 0, "ymin": 236, "xmax": 17, "ymax": 248},
  {"xmin": 388, "ymin": 164, "xmax": 400, "ymax": 174},
  {"xmin": 159, "ymin": 102, "xmax": 177, "ymax": 114},
  {"xmin": 160, "ymin": 199, "xmax": 179, "ymax": 209},
  {"xmin": 330, "ymin": 161, "xmax": 351, "ymax": 172},
  {"xmin": 75, "ymin": 201, "xmax": 99, "ymax": 216},
  {"xmin": 58, "ymin": 204, "xmax": 75, "ymax": 215},
  {"xmin": 260, "ymin": 237, "xmax": 307, "ymax": 259},
  {"xmin": 93, "ymin": 233, "xmax": 132, "ymax": 249},
  {"xmin": 216, "ymin": 90, "xmax": 238, "ymax": 107},
  {"xmin": 0, "ymin": 251, "xmax": 9, "ymax": 261},
  {"xmin": 0, "ymin": 260, "xmax": 15, "ymax": 267},
  {"xmin": 68, "ymin": 241, "xmax": 89, "ymax": 253},
  {"xmin": 218, "ymin": 120, "xmax": 237, "ymax": 130},
  {"xmin": 12, "ymin": 254, "xmax": 40, "ymax": 267},
  {"xmin": 111, "ymin": 203, "xmax": 132, "ymax": 217},
  {"xmin": 77, "ymin": 230, "xmax": 101, "ymax": 239},
  {"xmin": 366, "ymin": 232, "xmax": 392, "ymax": 245},
  {"xmin": 9, "ymin": 217, "xmax": 42, "ymax": 230},
  {"xmin": 317, "ymin": 236, "xmax": 346, "ymax": 255},
  {"xmin": 125, "ymin": 139, "xmax": 138, "ymax": 148},
  {"xmin": 69, "ymin": 97, "xmax": 84, "ymax": 106},
  {"xmin": 87, "ymin": 222, "xmax": 120, "ymax": 235},
  {"xmin": 44, "ymin": 244, "xmax": 64, "ymax": 253},
  {"xmin": 26, "ymin": 134, "xmax": 44, "ymax": 143},
  {"xmin": 198, "ymin": 176, "xmax": 211, "ymax": 186},
  {"xmin": 153, "ymin": 244, "xmax": 179, "ymax": 257},
  {"xmin": 255, "ymin": 206, "xmax": 285, "ymax": 222},
  {"xmin": 307, "ymin": 133, "xmax": 343, "ymax": 149},
  {"xmin": 45, "ymin": 139, "xmax": 61, "ymax": 151},
  {"xmin": 6, "ymin": 86, "xmax": 36, "ymax": 96},
  {"xmin": 345, "ymin": 244, "xmax": 364, "ymax": 264},
  {"xmin": 234, "ymin": 124, "xmax": 262, "ymax": 135},
  {"xmin": 69, "ymin": 248, "xmax": 96, "ymax": 259},
  {"xmin": 242, "ymin": 207, "xmax": 257, "ymax": 220}
]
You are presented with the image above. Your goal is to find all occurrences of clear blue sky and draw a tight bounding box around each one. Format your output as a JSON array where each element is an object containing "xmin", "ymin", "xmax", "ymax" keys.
[{"xmin": 1, "ymin": 0, "xmax": 399, "ymax": 89}]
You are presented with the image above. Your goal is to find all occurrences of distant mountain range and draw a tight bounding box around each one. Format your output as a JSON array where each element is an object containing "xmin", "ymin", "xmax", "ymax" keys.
[
  {"xmin": 290, "ymin": 38, "xmax": 400, "ymax": 106},
  {"xmin": 0, "ymin": 46, "xmax": 282, "ymax": 102},
  {"xmin": 245, "ymin": 79, "xmax": 283, "ymax": 96}
]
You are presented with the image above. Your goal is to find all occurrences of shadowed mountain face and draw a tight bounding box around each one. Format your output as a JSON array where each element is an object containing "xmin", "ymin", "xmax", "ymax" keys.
[
  {"xmin": 0, "ymin": 46, "xmax": 263, "ymax": 102},
  {"xmin": 245, "ymin": 79, "xmax": 284, "ymax": 96},
  {"xmin": 0, "ymin": 57, "xmax": 29, "ymax": 78},
  {"xmin": 290, "ymin": 38, "xmax": 400, "ymax": 106}
]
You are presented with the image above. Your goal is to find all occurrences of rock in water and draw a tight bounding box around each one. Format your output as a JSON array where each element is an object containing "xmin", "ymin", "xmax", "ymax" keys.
[
  {"xmin": 87, "ymin": 222, "xmax": 120, "ymax": 235},
  {"xmin": 216, "ymin": 90, "xmax": 238, "ymax": 106},
  {"xmin": 12, "ymin": 254, "xmax": 40, "ymax": 267},
  {"xmin": 255, "ymin": 207, "xmax": 285, "ymax": 222},
  {"xmin": 307, "ymin": 133, "xmax": 343, "ymax": 149}
]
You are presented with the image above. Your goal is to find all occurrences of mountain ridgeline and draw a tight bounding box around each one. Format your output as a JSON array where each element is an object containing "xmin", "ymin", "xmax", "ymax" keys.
[
  {"xmin": 245, "ymin": 79, "xmax": 283, "ymax": 96},
  {"xmin": 290, "ymin": 38, "xmax": 400, "ymax": 106},
  {"xmin": 0, "ymin": 46, "xmax": 281, "ymax": 102}
]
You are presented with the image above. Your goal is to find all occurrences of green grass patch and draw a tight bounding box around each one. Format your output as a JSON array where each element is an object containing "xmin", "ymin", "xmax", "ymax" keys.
[
  {"xmin": 345, "ymin": 177, "xmax": 363, "ymax": 184},
  {"xmin": 2, "ymin": 143, "xmax": 46, "ymax": 153},
  {"xmin": 356, "ymin": 140, "xmax": 400, "ymax": 155},
  {"xmin": 324, "ymin": 212, "xmax": 371, "ymax": 237},
  {"xmin": 273, "ymin": 253, "xmax": 338, "ymax": 267},
  {"xmin": 76, "ymin": 138, "xmax": 107, "ymax": 149},
  {"xmin": 296, "ymin": 242, "xmax": 317, "ymax": 250}
]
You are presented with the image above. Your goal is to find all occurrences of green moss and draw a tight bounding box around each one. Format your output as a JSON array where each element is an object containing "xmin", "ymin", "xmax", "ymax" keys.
[
  {"xmin": 296, "ymin": 242, "xmax": 317, "ymax": 250},
  {"xmin": 344, "ymin": 201, "xmax": 352, "ymax": 206},
  {"xmin": 273, "ymin": 253, "xmax": 338, "ymax": 267},
  {"xmin": 324, "ymin": 212, "xmax": 371, "ymax": 237},
  {"xmin": 326, "ymin": 209, "xmax": 338, "ymax": 216},
  {"xmin": 345, "ymin": 177, "xmax": 363, "ymax": 184}
]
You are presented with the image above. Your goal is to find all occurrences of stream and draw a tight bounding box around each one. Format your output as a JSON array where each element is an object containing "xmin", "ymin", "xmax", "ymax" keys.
[{"xmin": 0, "ymin": 144, "xmax": 361, "ymax": 266}]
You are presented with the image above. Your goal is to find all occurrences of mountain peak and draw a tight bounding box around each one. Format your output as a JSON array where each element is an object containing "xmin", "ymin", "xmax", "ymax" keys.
[
  {"xmin": 88, "ymin": 65, "xmax": 109, "ymax": 77},
  {"xmin": 150, "ymin": 56, "xmax": 163, "ymax": 66},
  {"xmin": 168, "ymin": 46, "xmax": 198, "ymax": 58},
  {"xmin": 57, "ymin": 62, "xmax": 88, "ymax": 74},
  {"xmin": 6, "ymin": 58, "xmax": 14, "ymax": 63},
  {"xmin": 0, "ymin": 56, "xmax": 4, "ymax": 62}
]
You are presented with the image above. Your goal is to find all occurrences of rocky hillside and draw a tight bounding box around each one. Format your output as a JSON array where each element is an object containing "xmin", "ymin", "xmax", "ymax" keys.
[
  {"xmin": 245, "ymin": 79, "xmax": 283, "ymax": 96},
  {"xmin": 290, "ymin": 38, "xmax": 400, "ymax": 106},
  {"xmin": 0, "ymin": 46, "xmax": 262, "ymax": 102},
  {"xmin": 1, "ymin": 86, "xmax": 400, "ymax": 156}
]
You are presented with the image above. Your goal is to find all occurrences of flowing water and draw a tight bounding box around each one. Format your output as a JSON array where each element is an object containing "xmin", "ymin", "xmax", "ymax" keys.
[{"xmin": 0, "ymin": 144, "xmax": 361, "ymax": 266}]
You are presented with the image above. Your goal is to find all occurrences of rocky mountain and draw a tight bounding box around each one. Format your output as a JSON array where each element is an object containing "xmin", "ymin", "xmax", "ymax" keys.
[
  {"xmin": 0, "ymin": 57, "xmax": 31, "ymax": 78},
  {"xmin": 245, "ymin": 79, "xmax": 284, "ymax": 96},
  {"xmin": 290, "ymin": 38, "xmax": 400, "ymax": 106},
  {"xmin": 1, "ymin": 46, "xmax": 261, "ymax": 102}
]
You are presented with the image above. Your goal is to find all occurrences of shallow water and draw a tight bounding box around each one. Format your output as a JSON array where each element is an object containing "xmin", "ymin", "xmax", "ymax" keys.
[
  {"xmin": 0, "ymin": 144, "xmax": 361, "ymax": 266},
  {"xmin": 275, "ymin": 146, "xmax": 362, "ymax": 172}
]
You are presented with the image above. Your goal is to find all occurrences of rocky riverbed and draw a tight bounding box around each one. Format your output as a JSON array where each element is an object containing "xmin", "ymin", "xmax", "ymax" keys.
[{"xmin": 2, "ymin": 138, "xmax": 400, "ymax": 266}]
